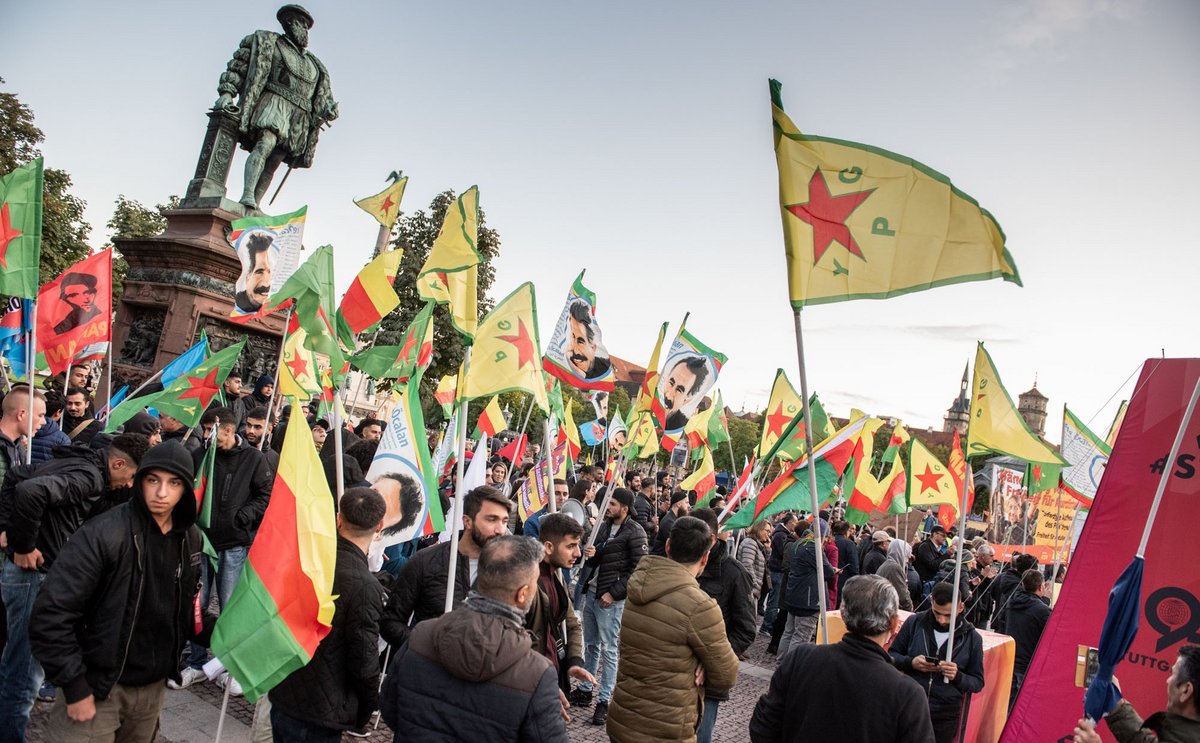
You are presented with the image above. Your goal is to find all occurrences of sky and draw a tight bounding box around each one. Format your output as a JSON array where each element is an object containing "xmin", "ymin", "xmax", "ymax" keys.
[{"xmin": 4, "ymin": 0, "xmax": 1198, "ymax": 441}]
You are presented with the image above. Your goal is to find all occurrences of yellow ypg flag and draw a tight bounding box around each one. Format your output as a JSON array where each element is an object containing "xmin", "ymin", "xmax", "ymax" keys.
[
  {"xmin": 634, "ymin": 322, "xmax": 669, "ymax": 415},
  {"xmin": 967, "ymin": 342, "xmax": 1066, "ymax": 465},
  {"xmin": 627, "ymin": 411, "xmax": 660, "ymax": 460},
  {"xmin": 279, "ymin": 315, "xmax": 322, "ymax": 398},
  {"xmin": 354, "ymin": 176, "xmax": 408, "ymax": 230},
  {"xmin": 759, "ymin": 369, "xmax": 803, "ymax": 456},
  {"xmin": 772, "ymin": 80, "xmax": 1021, "ymax": 308},
  {"xmin": 907, "ymin": 438, "xmax": 958, "ymax": 507},
  {"xmin": 418, "ymin": 186, "xmax": 482, "ymax": 341},
  {"xmin": 460, "ymin": 282, "xmax": 549, "ymax": 412}
]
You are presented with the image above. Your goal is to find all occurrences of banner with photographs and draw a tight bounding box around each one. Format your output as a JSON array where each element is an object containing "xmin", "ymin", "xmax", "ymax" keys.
[
  {"xmin": 227, "ymin": 206, "xmax": 307, "ymax": 323},
  {"xmin": 542, "ymin": 271, "xmax": 614, "ymax": 391}
]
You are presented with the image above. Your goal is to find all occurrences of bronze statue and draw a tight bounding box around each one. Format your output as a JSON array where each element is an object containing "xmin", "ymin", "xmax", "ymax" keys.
[{"xmin": 213, "ymin": 5, "xmax": 337, "ymax": 209}]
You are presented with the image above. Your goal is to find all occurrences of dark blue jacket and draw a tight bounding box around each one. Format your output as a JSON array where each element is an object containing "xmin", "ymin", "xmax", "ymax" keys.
[
  {"xmin": 30, "ymin": 420, "xmax": 71, "ymax": 465},
  {"xmin": 783, "ymin": 539, "xmax": 835, "ymax": 615}
]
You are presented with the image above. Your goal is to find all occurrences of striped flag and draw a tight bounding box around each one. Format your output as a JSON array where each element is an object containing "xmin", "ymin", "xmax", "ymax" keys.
[{"xmin": 336, "ymin": 249, "xmax": 404, "ymax": 347}]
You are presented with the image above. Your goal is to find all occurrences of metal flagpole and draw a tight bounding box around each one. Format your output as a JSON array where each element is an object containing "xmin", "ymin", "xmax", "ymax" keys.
[
  {"xmin": 444, "ymin": 348, "xmax": 473, "ymax": 614},
  {"xmin": 585, "ymin": 450, "xmax": 629, "ymax": 551},
  {"xmin": 24, "ymin": 316, "xmax": 36, "ymax": 464},
  {"xmin": 1135, "ymin": 375, "xmax": 1200, "ymax": 558},
  {"xmin": 261, "ymin": 307, "xmax": 293, "ymax": 451},
  {"xmin": 791, "ymin": 308, "xmax": 829, "ymax": 643},
  {"xmin": 945, "ymin": 460, "xmax": 973, "ymax": 681},
  {"xmin": 544, "ymin": 419, "xmax": 558, "ymax": 514}
]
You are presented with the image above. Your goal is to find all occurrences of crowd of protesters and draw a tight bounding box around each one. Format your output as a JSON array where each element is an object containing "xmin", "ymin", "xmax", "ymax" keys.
[{"xmin": 0, "ymin": 364, "xmax": 1194, "ymax": 742}]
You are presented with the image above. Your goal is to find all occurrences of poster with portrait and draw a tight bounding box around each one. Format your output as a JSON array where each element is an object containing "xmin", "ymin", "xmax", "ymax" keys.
[
  {"xmin": 365, "ymin": 381, "xmax": 443, "ymax": 547},
  {"xmin": 227, "ymin": 206, "xmax": 307, "ymax": 323},
  {"xmin": 542, "ymin": 271, "xmax": 614, "ymax": 391},
  {"xmin": 36, "ymin": 249, "xmax": 112, "ymax": 375},
  {"xmin": 652, "ymin": 326, "xmax": 727, "ymax": 450}
]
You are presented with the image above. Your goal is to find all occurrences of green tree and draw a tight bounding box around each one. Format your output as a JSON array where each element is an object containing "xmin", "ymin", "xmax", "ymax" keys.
[
  {"xmin": 104, "ymin": 194, "xmax": 179, "ymax": 302},
  {"xmin": 0, "ymin": 79, "xmax": 91, "ymax": 285},
  {"xmin": 374, "ymin": 189, "xmax": 501, "ymax": 423},
  {"xmin": 713, "ymin": 415, "xmax": 761, "ymax": 474}
]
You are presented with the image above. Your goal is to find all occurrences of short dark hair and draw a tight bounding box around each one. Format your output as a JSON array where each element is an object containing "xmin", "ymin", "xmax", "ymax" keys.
[
  {"xmin": 1021, "ymin": 570, "xmax": 1045, "ymax": 593},
  {"xmin": 475, "ymin": 535, "xmax": 542, "ymax": 601},
  {"xmin": 377, "ymin": 473, "xmax": 422, "ymax": 534},
  {"xmin": 43, "ymin": 391, "xmax": 66, "ymax": 418},
  {"xmin": 569, "ymin": 477, "xmax": 593, "ymax": 502},
  {"xmin": 691, "ymin": 508, "xmax": 718, "ymax": 533},
  {"xmin": 1013, "ymin": 553, "xmax": 1040, "ymax": 574},
  {"xmin": 354, "ymin": 417, "xmax": 384, "ymax": 436},
  {"xmin": 110, "ymin": 433, "xmax": 150, "ymax": 466},
  {"xmin": 463, "ymin": 485, "xmax": 509, "ymax": 520},
  {"xmin": 59, "ymin": 272, "xmax": 97, "ymax": 298},
  {"xmin": 667, "ymin": 516, "xmax": 712, "ymax": 565},
  {"xmin": 552, "ymin": 478, "xmax": 568, "ymax": 488},
  {"xmin": 884, "ymin": 526, "xmax": 897, "ymax": 538},
  {"xmin": 200, "ymin": 408, "xmax": 220, "ymax": 427},
  {"xmin": 670, "ymin": 356, "xmax": 709, "ymax": 396},
  {"xmin": 245, "ymin": 406, "xmax": 269, "ymax": 422},
  {"xmin": 209, "ymin": 407, "xmax": 237, "ymax": 427},
  {"xmin": 930, "ymin": 581, "xmax": 959, "ymax": 606},
  {"xmin": 245, "ymin": 231, "xmax": 273, "ymax": 261},
  {"xmin": 346, "ymin": 439, "xmax": 379, "ymax": 474},
  {"xmin": 779, "ymin": 512, "xmax": 797, "ymax": 526},
  {"xmin": 66, "ymin": 386, "xmax": 89, "ymax": 400},
  {"xmin": 1178, "ymin": 645, "xmax": 1200, "ymax": 699},
  {"xmin": 539, "ymin": 512, "xmax": 584, "ymax": 544},
  {"xmin": 832, "ymin": 520, "xmax": 850, "ymax": 536},
  {"xmin": 340, "ymin": 487, "xmax": 386, "ymax": 535}
]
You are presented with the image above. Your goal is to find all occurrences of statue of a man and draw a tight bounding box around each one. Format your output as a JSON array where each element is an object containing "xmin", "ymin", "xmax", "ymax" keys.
[{"xmin": 214, "ymin": 5, "xmax": 338, "ymax": 209}]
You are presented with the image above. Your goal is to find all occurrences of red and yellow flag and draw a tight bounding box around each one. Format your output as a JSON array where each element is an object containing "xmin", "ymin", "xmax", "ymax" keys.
[
  {"xmin": 417, "ymin": 186, "xmax": 481, "ymax": 341},
  {"xmin": 474, "ymin": 397, "xmax": 505, "ymax": 438},
  {"xmin": 681, "ymin": 446, "xmax": 717, "ymax": 507},
  {"xmin": 907, "ymin": 437, "xmax": 958, "ymax": 511},
  {"xmin": 336, "ymin": 249, "xmax": 404, "ymax": 346},
  {"xmin": 758, "ymin": 369, "xmax": 803, "ymax": 457},
  {"xmin": 633, "ymin": 322, "xmax": 668, "ymax": 415}
]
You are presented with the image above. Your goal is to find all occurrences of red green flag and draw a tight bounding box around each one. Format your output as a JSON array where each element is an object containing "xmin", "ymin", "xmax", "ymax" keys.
[
  {"xmin": 269, "ymin": 245, "xmax": 346, "ymax": 385},
  {"xmin": 105, "ymin": 340, "xmax": 246, "ymax": 432},
  {"xmin": 775, "ymin": 393, "xmax": 835, "ymax": 461},
  {"xmin": 881, "ymin": 424, "xmax": 912, "ymax": 515},
  {"xmin": 348, "ymin": 301, "xmax": 434, "ymax": 382},
  {"xmin": 708, "ymin": 390, "xmax": 731, "ymax": 447},
  {"xmin": 193, "ymin": 439, "xmax": 219, "ymax": 566},
  {"xmin": 843, "ymin": 417, "xmax": 886, "ymax": 525},
  {"xmin": 210, "ymin": 412, "xmax": 337, "ymax": 702},
  {"xmin": 0, "ymin": 158, "xmax": 44, "ymax": 299}
]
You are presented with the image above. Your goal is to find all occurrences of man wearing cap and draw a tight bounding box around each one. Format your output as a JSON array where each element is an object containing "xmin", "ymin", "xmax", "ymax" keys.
[
  {"xmin": 862, "ymin": 530, "xmax": 892, "ymax": 576},
  {"xmin": 651, "ymin": 490, "xmax": 690, "ymax": 557},
  {"xmin": 573, "ymin": 488, "xmax": 647, "ymax": 724},
  {"xmin": 30, "ymin": 442, "xmax": 208, "ymax": 743},
  {"xmin": 214, "ymin": 4, "xmax": 339, "ymax": 209},
  {"xmin": 914, "ymin": 526, "xmax": 948, "ymax": 583}
]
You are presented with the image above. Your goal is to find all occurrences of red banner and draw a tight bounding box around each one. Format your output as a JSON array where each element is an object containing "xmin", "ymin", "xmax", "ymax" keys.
[
  {"xmin": 36, "ymin": 249, "xmax": 112, "ymax": 375},
  {"xmin": 1000, "ymin": 358, "xmax": 1200, "ymax": 741}
]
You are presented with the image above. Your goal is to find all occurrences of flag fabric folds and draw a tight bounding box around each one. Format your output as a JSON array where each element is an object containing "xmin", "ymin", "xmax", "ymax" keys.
[
  {"xmin": 542, "ymin": 271, "xmax": 615, "ymax": 391},
  {"xmin": 364, "ymin": 378, "xmax": 444, "ymax": 543},
  {"xmin": 161, "ymin": 336, "xmax": 209, "ymax": 387},
  {"xmin": 625, "ymin": 411, "xmax": 660, "ymax": 460},
  {"xmin": 278, "ymin": 313, "xmax": 322, "ymax": 399},
  {"xmin": 758, "ymin": 369, "xmax": 803, "ymax": 457},
  {"xmin": 105, "ymin": 340, "xmax": 246, "ymax": 432},
  {"xmin": 36, "ymin": 249, "xmax": 113, "ymax": 374},
  {"xmin": 842, "ymin": 418, "xmax": 886, "ymax": 525},
  {"xmin": 881, "ymin": 423, "xmax": 911, "ymax": 514},
  {"xmin": 459, "ymin": 282, "xmax": 549, "ymax": 412},
  {"xmin": 349, "ymin": 302, "xmax": 435, "ymax": 382},
  {"xmin": 210, "ymin": 412, "xmax": 338, "ymax": 702},
  {"xmin": 634, "ymin": 322, "xmax": 669, "ymax": 415},
  {"xmin": 771, "ymin": 79, "xmax": 1020, "ymax": 308},
  {"xmin": 417, "ymin": 186, "xmax": 481, "ymax": 342},
  {"xmin": 336, "ymin": 249, "xmax": 404, "ymax": 347},
  {"xmin": 354, "ymin": 175, "xmax": 408, "ymax": 230},
  {"xmin": 940, "ymin": 431, "xmax": 973, "ymax": 531},
  {"xmin": 269, "ymin": 245, "xmax": 346, "ymax": 386},
  {"xmin": 434, "ymin": 374, "xmax": 458, "ymax": 418},
  {"xmin": 906, "ymin": 437, "xmax": 958, "ymax": 511},
  {"xmin": 228, "ymin": 206, "xmax": 307, "ymax": 324},
  {"xmin": 966, "ymin": 342, "xmax": 1065, "ymax": 465},
  {"xmin": 652, "ymin": 326, "xmax": 727, "ymax": 450},
  {"xmin": 0, "ymin": 158, "xmax": 44, "ymax": 299},
  {"xmin": 474, "ymin": 397, "xmax": 506, "ymax": 439},
  {"xmin": 681, "ymin": 446, "xmax": 717, "ymax": 507},
  {"xmin": 1060, "ymin": 406, "xmax": 1111, "ymax": 508}
]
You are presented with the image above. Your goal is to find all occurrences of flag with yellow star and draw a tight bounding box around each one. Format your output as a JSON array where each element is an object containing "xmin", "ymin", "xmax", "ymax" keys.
[
  {"xmin": 417, "ymin": 186, "xmax": 482, "ymax": 342},
  {"xmin": 105, "ymin": 339, "xmax": 247, "ymax": 432},
  {"xmin": 354, "ymin": 175, "xmax": 408, "ymax": 230},
  {"xmin": 772, "ymin": 79, "xmax": 1021, "ymax": 308},
  {"xmin": 0, "ymin": 158, "xmax": 43, "ymax": 300},
  {"xmin": 459, "ymin": 282, "xmax": 548, "ymax": 412}
]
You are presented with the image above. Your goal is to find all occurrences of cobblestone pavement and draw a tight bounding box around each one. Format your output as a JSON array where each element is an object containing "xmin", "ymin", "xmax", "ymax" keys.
[{"xmin": 29, "ymin": 633, "xmax": 780, "ymax": 742}]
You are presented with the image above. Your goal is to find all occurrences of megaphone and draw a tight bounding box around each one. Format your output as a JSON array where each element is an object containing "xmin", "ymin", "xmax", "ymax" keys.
[{"xmin": 560, "ymin": 499, "xmax": 587, "ymax": 527}]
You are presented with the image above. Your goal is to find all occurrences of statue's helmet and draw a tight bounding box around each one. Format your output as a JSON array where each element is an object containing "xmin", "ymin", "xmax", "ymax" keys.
[{"xmin": 277, "ymin": 4, "xmax": 314, "ymax": 29}]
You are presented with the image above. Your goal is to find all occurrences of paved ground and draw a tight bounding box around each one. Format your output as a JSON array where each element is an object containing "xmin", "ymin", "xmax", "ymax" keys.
[{"xmin": 29, "ymin": 634, "xmax": 780, "ymax": 742}]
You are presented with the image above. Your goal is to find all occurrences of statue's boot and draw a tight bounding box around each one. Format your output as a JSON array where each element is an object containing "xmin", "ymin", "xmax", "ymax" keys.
[{"xmin": 239, "ymin": 191, "xmax": 259, "ymax": 210}]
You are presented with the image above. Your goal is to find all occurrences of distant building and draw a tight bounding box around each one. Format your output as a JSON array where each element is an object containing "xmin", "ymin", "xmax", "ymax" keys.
[
  {"xmin": 1018, "ymin": 381, "xmax": 1048, "ymax": 437},
  {"xmin": 609, "ymin": 354, "xmax": 646, "ymax": 399},
  {"xmin": 943, "ymin": 363, "xmax": 971, "ymax": 435}
]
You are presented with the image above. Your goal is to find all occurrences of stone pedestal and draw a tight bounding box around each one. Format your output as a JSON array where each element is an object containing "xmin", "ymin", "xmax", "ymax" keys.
[
  {"xmin": 182, "ymin": 109, "xmax": 248, "ymax": 213},
  {"xmin": 111, "ymin": 207, "xmax": 285, "ymax": 388}
]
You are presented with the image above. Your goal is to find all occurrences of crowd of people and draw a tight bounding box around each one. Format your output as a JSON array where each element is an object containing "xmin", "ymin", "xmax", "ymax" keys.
[{"xmin": 0, "ymin": 364, "xmax": 1195, "ymax": 742}]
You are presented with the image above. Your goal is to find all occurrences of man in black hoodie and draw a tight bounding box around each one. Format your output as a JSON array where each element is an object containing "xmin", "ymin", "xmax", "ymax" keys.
[
  {"xmin": 30, "ymin": 441, "xmax": 206, "ymax": 743},
  {"xmin": 989, "ymin": 552, "xmax": 1038, "ymax": 634},
  {"xmin": 1004, "ymin": 569, "xmax": 1050, "ymax": 703}
]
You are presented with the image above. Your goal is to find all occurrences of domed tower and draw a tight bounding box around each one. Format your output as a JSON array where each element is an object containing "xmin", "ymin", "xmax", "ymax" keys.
[
  {"xmin": 1018, "ymin": 378, "xmax": 1048, "ymax": 437},
  {"xmin": 943, "ymin": 363, "xmax": 971, "ymax": 435}
]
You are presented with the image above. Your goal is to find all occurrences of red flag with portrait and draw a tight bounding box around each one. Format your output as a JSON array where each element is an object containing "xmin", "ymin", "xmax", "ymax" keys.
[{"xmin": 36, "ymin": 249, "xmax": 112, "ymax": 375}]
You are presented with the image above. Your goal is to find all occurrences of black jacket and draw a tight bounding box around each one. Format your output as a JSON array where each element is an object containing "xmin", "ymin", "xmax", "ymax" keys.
[
  {"xmin": 381, "ymin": 600, "xmax": 569, "ymax": 742},
  {"xmin": 766, "ymin": 521, "xmax": 792, "ymax": 573},
  {"xmin": 631, "ymin": 492, "xmax": 657, "ymax": 544},
  {"xmin": 750, "ymin": 633, "xmax": 935, "ymax": 743},
  {"xmin": 833, "ymin": 534, "xmax": 860, "ymax": 597},
  {"xmin": 989, "ymin": 566, "xmax": 1024, "ymax": 634},
  {"xmin": 913, "ymin": 538, "xmax": 944, "ymax": 582},
  {"xmin": 379, "ymin": 540, "xmax": 471, "ymax": 648},
  {"xmin": 582, "ymin": 518, "xmax": 647, "ymax": 601},
  {"xmin": 783, "ymin": 539, "xmax": 835, "ymax": 615},
  {"xmin": 1004, "ymin": 589, "xmax": 1050, "ymax": 674},
  {"xmin": 651, "ymin": 508, "xmax": 677, "ymax": 557},
  {"xmin": 30, "ymin": 485, "xmax": 204, "ymax": 703},
  {"xmin": 3, "ymin": 445, "xmax": 108, "ymax": 570},
  {"xmin": 862, "ymin": 544, "xmax": 889, "ymax": 576},
  {"xmin": 195, "ymin": 439, "xmax": 273, "ymax": 551},
  {"xmin": 271, "ymin": 536, "xmax": 385, "ymax": 731},
  {"xmin": 697, "ymin": 540, "xmax": 757, "ymax": 672},
  {"xmin": 889, "ymin": 609, "xmax": 986, "ymax": 711}
]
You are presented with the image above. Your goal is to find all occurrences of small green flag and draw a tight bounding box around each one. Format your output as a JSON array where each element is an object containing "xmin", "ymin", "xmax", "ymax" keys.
[
  {"xmin": 0, "ymin": 159, "xmax": 44, "ymax": 299},
  {"xmin": 106, "ymin": 340, "xmax": 247, "ymax": 432}
]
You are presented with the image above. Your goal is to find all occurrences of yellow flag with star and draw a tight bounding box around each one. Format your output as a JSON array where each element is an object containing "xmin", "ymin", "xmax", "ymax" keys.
[
  {"xmin": 418, "ymin": 186, "xmax": 482, "ymax": 341},
  {"xmin": 279, "ymin": 314, "xmax": 322, "ymax": 398},
  {"xmin": 967, "ymin": 342, "xmax": 1066, "ymax": 465},
  {"xmin": 906, "ymin": 438, "xmax": 958, "ymax": 508},
  {"xmin": 354, "ymin": 176, "xmax": 408, "ymax": 230},
  {"xmin": 459, "ymin": 282, "xmax": 548, "ymax": 412},
  {"xmin": 757, "ymin": 369, "xmax": 803, "ymax": 457},
  {"xmin": 772, "ymin": 79, "xmax": 1021, "ymax": 308}
]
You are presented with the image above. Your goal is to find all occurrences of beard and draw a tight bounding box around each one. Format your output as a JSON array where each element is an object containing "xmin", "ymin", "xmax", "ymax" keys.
[{"xmin": 470, "ymin": 525, "xmax": 498, "ymax": 550}]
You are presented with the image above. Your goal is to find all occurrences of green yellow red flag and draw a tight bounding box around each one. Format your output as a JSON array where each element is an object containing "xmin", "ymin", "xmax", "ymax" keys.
[
  {"xmin": 0, "ymin": 158, "xmax": 43, "ymax": 299},
  {"xmin": 881, "ymin": 423, "xmax": 912, "ymax": 515},
  {"xmin": 268, "ymin": 245, "xmax": 346, "ymax": 385},
  {"xmin": 354, "ymin": 175, "xmax": 408, "ymax": 230},
  {"xmin": 417, "ymin": 186, "xmax": 481, "ymax": 342},
  {"xmin": 633, "ymin": 322, "xmax": 669, "ymax": 415},
  {"xmin": 771, "ymin": 80, "xmax": 1020, "ymax": 308},
  {"xmin": 708, "ymin": 390, "xmax": 731, "ymax": 448},
  {"xmin": 459, "ymin": 282, "xmax": 549, "ymax": 412},
  {"xmin": 625, "ymin": 410, "xmax": 660, "ymax": 460},
  {"xmin": 966, "ymin": 342, "xmax": 1066, "ymax": 465},
  {"xmin": 210, "ymin": 411, "xmax": 337, "ymax": 702},
  {"xmin": 434, "ymin": 374, "xmax": 458, "ymax": 418},
  {"xmin": 682, "ymin": 446, "xmax": 717, "ymax": 507},
  {"xmin": 842, "ymin": 417, "xmax": 886, "ymax": 525}
]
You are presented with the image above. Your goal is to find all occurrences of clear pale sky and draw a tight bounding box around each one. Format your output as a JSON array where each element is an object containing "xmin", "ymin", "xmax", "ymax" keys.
[{"xmin": 5, "ymin": 0, "xmax": 1197, "ymax": 440}]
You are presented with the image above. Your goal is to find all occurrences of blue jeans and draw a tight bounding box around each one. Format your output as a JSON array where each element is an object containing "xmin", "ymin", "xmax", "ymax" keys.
[
  {"xmin": 0, "ymin": 559, "xmax": 45, "ymax": 743},
  {"xmin": 761, "ymin": 570, "xmax": 783, "ymax": 630},
  {"xmin": 270, "ymin": 704, "xmax": 341, "ymax": 743},
  {"xmin": 580, "ymin": 593, "xmax": 624, "ymax": 703},
  {"xmin": 696, "ymin": 698, "xmax": 720, "ymax": 743},
  {"xmin": 187, "ymin": 545, "xmax": 249, "ymax": 669}
]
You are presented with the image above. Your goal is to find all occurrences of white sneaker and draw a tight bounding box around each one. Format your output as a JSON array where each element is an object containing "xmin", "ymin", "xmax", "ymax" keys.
[
  {"xmin": 216, "ymin": 671, "xmax": 244, "ymax": 697},
  {"xmin": 167, "ymin": 667, "xmax": 207, "ymax": 690}
]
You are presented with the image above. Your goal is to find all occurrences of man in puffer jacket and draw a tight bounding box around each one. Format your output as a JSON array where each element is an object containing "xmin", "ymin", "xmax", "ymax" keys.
[{"xmin": 606, "ymin": 516, "xmax": 739, "ymax": 743}]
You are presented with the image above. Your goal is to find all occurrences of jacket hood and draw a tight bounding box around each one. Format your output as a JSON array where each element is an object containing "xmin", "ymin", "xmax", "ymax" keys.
[
  {"xmin": 626, "ymin": 555, "xmax": 699, "ymax": 605},
  {"xmin": 699, "ymin": 540, "xmax": 729, "ymax": 582},
  {"xmin": 132, "ymin": 441, "xmax": 197, "ymax": 531},
  {"xmin": 1008, "ymin": 588, "xmax": 1045, "ymax": 612},
  {"xmin": 428, "ymin": 606, "xmax": 533, "ymax": 684}
]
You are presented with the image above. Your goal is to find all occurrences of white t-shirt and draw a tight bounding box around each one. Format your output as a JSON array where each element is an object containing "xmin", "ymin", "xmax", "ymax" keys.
[
  {"xmin": 933, "ymin": 629, "xmax": 950, "ymax": 652},
  {"xmin": 469, "ymin": 557, "xmax": 479, "ymax": 586}
]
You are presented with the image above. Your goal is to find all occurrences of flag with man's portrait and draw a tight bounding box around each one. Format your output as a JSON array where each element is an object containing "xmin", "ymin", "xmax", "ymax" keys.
[
  {"xmin": 227, "ymin": 206, "xmax": 306, "ymax": 324},
  {"xmin": 542, "ymin": 271, "xmax": 614, "ymax": 391},
  {"xmin": 36, "ymin": 249, "xmax": 112, "ymax": 375},
  {"xmin": 652, "ymin": 325, "xmax": 727, "ymax": 452}
]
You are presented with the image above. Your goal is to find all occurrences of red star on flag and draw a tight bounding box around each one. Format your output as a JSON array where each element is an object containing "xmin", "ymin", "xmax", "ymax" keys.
[
  {"xmin": 497, "ymin": 319, "xmax": 535, "ymax": 369},
  {"xmin": 785, "ymin": 169, "xmax": 875, "ymax": 265},
  {"xmin": 380, "ymin": 194, "xmax": 395, "ymax": 215},
  {"xmin": 397, "ymin": 329, "xmax": 420, "ymax": 362},
  {"xmin": 286, "ymin": 353, "xmax": 309, "ymax": 380},
  {"xmin": 178, "ymin": 368, "xmax": 221, "ymax": 409},
  {"xmin": 764, "ymin": 403, "xmax": 792, "ymax": 440},
  {"xmin": 0, "ymin": 203, "xmax": 23, "ymax": 270},
  {"xmin": 915, "ymin": 464, "xmax": 944, "ymax": 495}
]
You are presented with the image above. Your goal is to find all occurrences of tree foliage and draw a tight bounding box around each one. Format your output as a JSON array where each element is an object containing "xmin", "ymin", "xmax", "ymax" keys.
[
  {"xmin": 105, "ymin": 194, "xmax": 179, "ymax": 302},
  {"xmin": 0, "ymin": 79, "xmax": 91, "ymax": 285}
]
